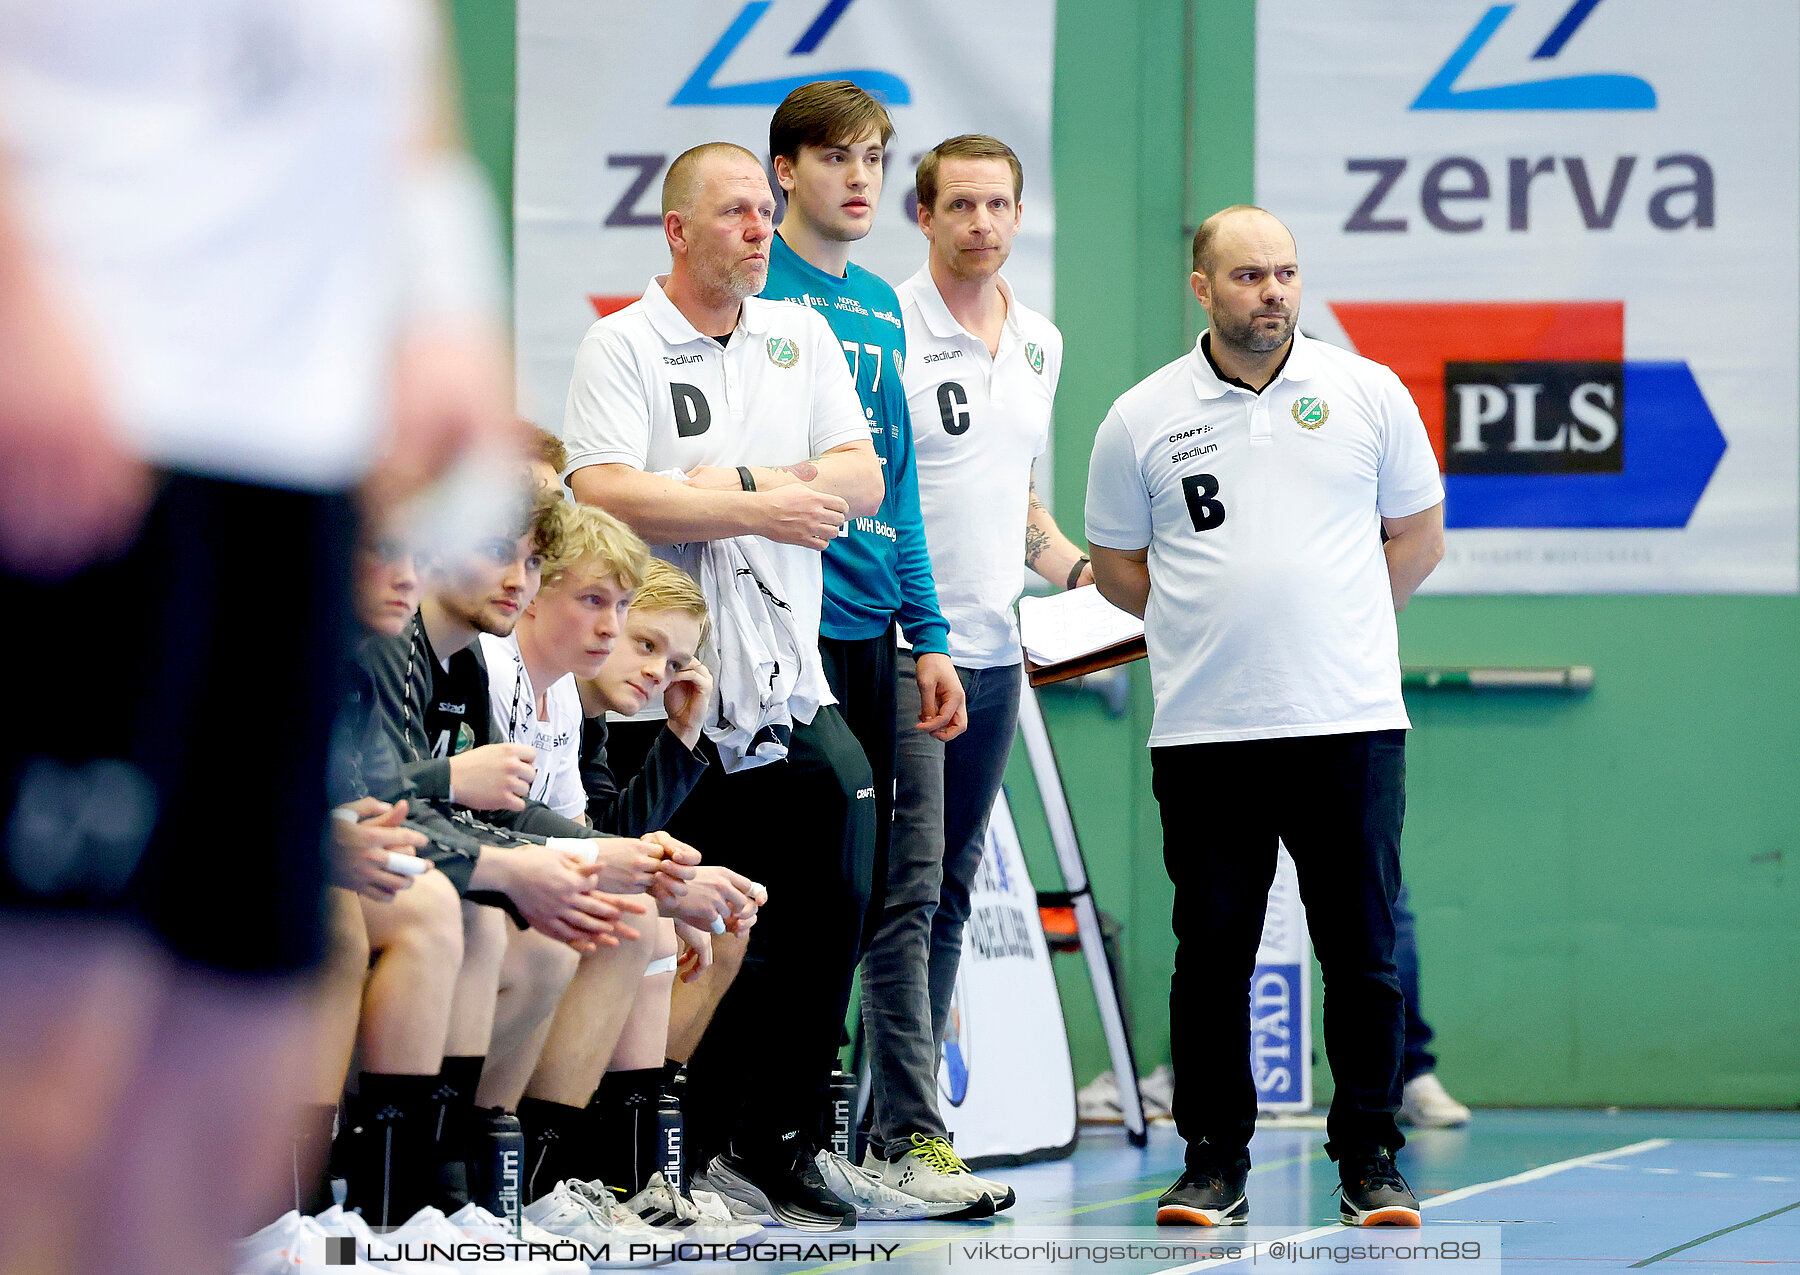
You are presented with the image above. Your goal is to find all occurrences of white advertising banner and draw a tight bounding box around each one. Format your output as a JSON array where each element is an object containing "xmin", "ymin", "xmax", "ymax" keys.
[
  {"xmin": 516, "ymin": 0, "xmax": 1057, "ymax": 426},
  {"xmin": 938, "ymin": 790, "xmax": 1077, "ymax": 1165},
  {"xmin": 1256, "ymin": 0, "xmax": 1798, "ymax": 592},
  {"xmin": 1253, "ymin": 844, "xmax": 1312, "ymax": 1112}
]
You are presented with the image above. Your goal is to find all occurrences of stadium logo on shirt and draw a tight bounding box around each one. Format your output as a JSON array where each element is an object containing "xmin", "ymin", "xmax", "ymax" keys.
[
  {"xmin": 1291, "ymin": 397, "xmax": 1330, "ymax": 429},
  {"xmin": 1026, "ymin": 342, "xmax": 1046, "ymax": 374},
  {"xmin": 767, "ymin": 337, "xmax": 800, "ymax": 368}
]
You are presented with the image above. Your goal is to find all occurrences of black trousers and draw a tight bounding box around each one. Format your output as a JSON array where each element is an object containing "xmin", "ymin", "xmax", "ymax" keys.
[
  {"xmin": 1152, "ymin": 729, "xmax": 1408, "ymax": 1165},
  {"xmin": 818, "ymin": 626, "xmax": 896, "ymax": 954},
  {"xmin": 608, "ymin": 706, "xmax": 875, "ymax": 1159}
]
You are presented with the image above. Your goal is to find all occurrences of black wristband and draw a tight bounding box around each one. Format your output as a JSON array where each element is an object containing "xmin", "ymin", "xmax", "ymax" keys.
[
  {"xmin": 736, "ymin": 466, "xmax": 756, "ymax": 492},
  {"xmin": 1068, "ymin": 556, "xmax": 1090, "ymax": 591}
]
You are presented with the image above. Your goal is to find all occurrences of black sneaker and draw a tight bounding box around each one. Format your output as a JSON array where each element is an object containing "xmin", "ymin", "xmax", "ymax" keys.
[
  {"xmin": 1155, "ymin": 1154, "xmax": 1249, "ymax": 1226},
  {"xmin": 703, "ymin": 1141, "xmax": 857, "ymax": 1232},
  {"xmin": 1337, "ymin": 1151, "xmax": 1421, "ymax": 1227}
]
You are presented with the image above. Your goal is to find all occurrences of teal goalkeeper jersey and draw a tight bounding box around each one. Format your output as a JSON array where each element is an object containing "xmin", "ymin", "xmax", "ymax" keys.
[{"xmin": 762, "ymin": 232, "xmax": 948, "ymax": 653}]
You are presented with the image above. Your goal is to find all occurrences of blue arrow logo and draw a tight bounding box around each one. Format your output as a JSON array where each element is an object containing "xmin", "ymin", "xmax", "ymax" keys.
[
  {"xmin": 1412, "ymin": 0, "xmax": 1655, "ymax": 111},
  {"xmin": 1445, "ymin": 363, "xmax": 1726, "ymax": 528},
  {"xmin": 672, "ymin": 0, "xmax": 911, "ymax": 107}
]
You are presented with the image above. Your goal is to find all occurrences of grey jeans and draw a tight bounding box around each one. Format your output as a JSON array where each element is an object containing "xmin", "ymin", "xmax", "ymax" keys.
[{"xmin": 860, "ymin": 651, "xmax": 1022, "ymax": 1157}]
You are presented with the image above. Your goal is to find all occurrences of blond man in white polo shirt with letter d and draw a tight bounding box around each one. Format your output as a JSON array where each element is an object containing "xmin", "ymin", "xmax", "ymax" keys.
[
  {"xmin": 562, "ymin": 142, "xmax": 882, "ymax": 1232},
  {"xmin": 1085, "ymin": 205, "xmax": 1444, "ymax": 1230}
]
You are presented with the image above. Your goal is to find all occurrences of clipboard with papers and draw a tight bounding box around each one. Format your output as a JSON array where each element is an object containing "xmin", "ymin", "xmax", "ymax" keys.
[{"xmin": 1018, "ymin": 585, "xmax": 1147, "ymax": 687}]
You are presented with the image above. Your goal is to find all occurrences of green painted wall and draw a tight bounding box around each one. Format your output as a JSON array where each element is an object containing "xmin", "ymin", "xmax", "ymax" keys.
[{"xmin": 449, "ymin": 1, "xmax": 1798, "ymax": 1108}]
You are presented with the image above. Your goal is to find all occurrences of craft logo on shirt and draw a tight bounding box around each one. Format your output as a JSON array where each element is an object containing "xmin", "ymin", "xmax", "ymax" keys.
[
  {"xmin": 1291, "ymin": 397, "xmax": 1330, "ymax": 429},
  {"xmin": 1026, "ymin": 342, "xmax": 1046, "ymax": 374},
  {"xmin": 767, "ymin": 336, "xmax": 799, "ymax": 368},
  {"xmin": 894, "ymin": 350, "xmax": 904, "ymax": 378}
]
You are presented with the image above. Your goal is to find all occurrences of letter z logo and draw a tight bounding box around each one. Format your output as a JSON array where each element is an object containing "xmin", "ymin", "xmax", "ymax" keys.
[
  {"xmin": 672, "ymin": 0, "xmax": 911, "ymax": 107},
  {"xmin": 1412, "ymin": 0, "xmax": 1655, "ymax": 111}
]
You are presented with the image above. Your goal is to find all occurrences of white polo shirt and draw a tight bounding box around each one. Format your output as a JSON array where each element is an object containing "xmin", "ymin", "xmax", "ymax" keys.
[
  {"xmin": 1084, "ymin": 328, "xmax": 1443, "ymax": 746},
  {"xmin": 561, "ymin": 276, "xmax": 868, "ymax": 720},
  {"xmin": 897, "ymin": 267, "xmax": 1062, "ymax": 668}
]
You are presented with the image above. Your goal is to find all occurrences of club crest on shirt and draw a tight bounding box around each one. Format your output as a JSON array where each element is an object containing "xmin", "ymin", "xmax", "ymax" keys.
[
  {"xmin": 1026, "ymin": 342, "xmax": 1045, "ymax": 374},
  {"xmin": 767, "ymin": 336, "xmax": 799, "ymax": 369},
  {"xmin": 1291, "ymin": 397, "xmax": 1329, "ymax": 429}
]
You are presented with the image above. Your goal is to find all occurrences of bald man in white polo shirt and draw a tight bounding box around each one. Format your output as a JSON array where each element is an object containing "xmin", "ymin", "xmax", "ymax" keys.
[
  {"xmin": 1085, "ymin": 205, "xmax": 1444, "ymax": 1230},
  {"xmin": 562, "ymin": 142, "xmax": 882, "ymax": 1231}
]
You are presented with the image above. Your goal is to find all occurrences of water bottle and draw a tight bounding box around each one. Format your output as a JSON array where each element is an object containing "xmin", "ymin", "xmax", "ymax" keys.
[
  {"xmin": 657, "ymin": 1091, "xmax": 684, "ymax": 1194},
  {"xmin": 826, "ymin": 1069, "xmax": 856, "ymax": 1160},
  {"xmin": 470, "ymin": 1109, "xmax": 524, "ymax": 1235}
]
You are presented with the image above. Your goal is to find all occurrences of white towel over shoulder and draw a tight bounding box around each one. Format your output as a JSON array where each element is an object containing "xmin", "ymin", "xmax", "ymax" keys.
[{"xmin": 685, "ymin": 536, "xmax": 825, "ymax": 773}]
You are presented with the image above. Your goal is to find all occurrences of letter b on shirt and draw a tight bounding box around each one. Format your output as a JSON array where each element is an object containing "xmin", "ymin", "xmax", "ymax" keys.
[{"xmin": 671, "ymin": 384, "xmax": 711, "ymax": 437}]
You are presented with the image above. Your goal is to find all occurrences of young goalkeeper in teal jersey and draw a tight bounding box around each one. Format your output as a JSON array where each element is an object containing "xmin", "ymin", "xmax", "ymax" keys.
[{"xmin": 761, "ymin": 82, "xmax": 968, "ymax": 904}]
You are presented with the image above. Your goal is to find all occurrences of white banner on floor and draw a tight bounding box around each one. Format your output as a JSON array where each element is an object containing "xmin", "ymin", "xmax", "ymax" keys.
[
  {"xmin": 515, "ymin": 0, "xmax": 1057, "ymax": 426},
  {"xmin": 1254, "ymin": 844, "xmax": 1312, "ymax": 1112},
  {"xmin": 1256, "ymin": 0, "xmax": 1798, "ymax": 592},
  {"xmin": 939, "ymin": 790, "xmax": 1077, "ymax": 1164}
]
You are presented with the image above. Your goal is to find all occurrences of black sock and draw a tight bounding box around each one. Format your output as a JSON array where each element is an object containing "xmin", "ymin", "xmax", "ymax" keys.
[
  {"xmin": 517, "ymin": 1097, "xmax": 591, "ymax": 1204},
  {"xmin": 292, "ymin": 1103, "xmax": 339, "ymax": 1215},
  {"xmin": 661, "ymin": 1059, "xmax": 685, "ymax": 1086},
  {"xmin": 348, "ymin": 1072, "xmax": 441, "ymax": 1229},
  {"xmin": 588, "ymin": 1069, "xmax": 666, "ymax": 1197},
  {"xmin": 429, "ymin": 1055, "xmax": 485, "ymax": 1211}
]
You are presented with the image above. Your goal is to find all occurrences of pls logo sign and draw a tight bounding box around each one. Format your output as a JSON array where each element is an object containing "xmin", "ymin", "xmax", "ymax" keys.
[{"xmin": 1331, "ymin": 301, "xmax": 1725, "ymax": 528}]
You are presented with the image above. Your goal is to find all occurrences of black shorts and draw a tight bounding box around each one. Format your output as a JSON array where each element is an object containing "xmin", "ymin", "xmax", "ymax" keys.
[{"xmin": 0, "ymin": 471, "xmax": 354, "ymax": 978}]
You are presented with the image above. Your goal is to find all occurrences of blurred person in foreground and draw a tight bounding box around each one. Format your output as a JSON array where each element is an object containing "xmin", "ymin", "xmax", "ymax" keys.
[{"xmin": 0, "ymin": 2, "xmax": 516, "ymax": 1272}]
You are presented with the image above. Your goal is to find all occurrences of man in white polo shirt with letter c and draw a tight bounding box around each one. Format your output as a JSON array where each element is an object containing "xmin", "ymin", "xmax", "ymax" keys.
[
  {"xmin": 1084, "ymin": 205, "xmax": 1445, "ymax": 1230},
  {"xmin": 859, "ymin": 134, "xmax": 1088, "ymax": 1211}
]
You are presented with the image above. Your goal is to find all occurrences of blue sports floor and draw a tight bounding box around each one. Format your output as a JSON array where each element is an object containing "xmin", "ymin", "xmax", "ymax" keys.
[{"xmin": 727, "ymin": 1112, "xmax": 1799, "ymax": 1274}]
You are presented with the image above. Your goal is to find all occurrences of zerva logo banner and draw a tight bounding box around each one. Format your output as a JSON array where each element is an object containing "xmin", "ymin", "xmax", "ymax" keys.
[{"xmin": 1257, "ymin": 0, "xmax": 1797, "ymax": 592}]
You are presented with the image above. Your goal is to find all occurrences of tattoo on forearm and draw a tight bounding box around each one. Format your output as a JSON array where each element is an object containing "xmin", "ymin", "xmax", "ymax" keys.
[
  {"xmin": 1025, "ymin": 523, "xmax": 1051, "ymax": 566},
  {"xmin": 771, "ymin": 459, "xmax": 821, "ymax": 482},
  {"xmin": 1028, "ymin": 473, "xmax": 1047, "ymax": 514}
]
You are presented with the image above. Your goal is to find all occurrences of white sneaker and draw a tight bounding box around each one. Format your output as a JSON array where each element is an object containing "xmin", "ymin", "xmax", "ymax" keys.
[
  {"xmin": 862, "ymin": 1134, "xmax": 1015, "ymax": 1213},
  {"xmin": 386, "ymin": 1204, "xmax": 566, "ymax": 1272},
  {"xmin": 521, "ymin": 1179, "xmax": 669, "ymax": 1268},
  {"xmin": 1140, "ymin": 1064, "xmax": 1176, "ymax": 1120},
  {"xmin": 313, "ymin": 1206, "xmax": 456, "ymax": 1274},
  {"xmin": 689, "ymin": 1186, "xmax": 763, "ymax": 1227},
  {"xmin": 622, "ymin": 1172, "xmax": 764, "ymax": 1246},
  {"xmin": 234, "ymin": 1211, "xmax": 379, "ymax": 1273},
  {"xmin": 1399, "ymin": 1073, "xmax": 1472, "ymax": 1128},
  {"xmin": 448, "ymin": 1202, "xmax": 587, "ymax": 1272},
  {"xmin": 815, "ymin": 1150, "xmax": 972, "ymax": 1220},
  {"xmin": 1077, "ymin": 1070, "xmax": 1123, "ymax": 1123},
  {"xmin": 688, "ymin": 1173, "xmax": 772, "ymax": 1225}
]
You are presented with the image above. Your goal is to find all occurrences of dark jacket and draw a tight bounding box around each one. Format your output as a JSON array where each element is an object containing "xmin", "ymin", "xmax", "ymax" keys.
[{"xmin": 578, "ymin": 715, "xmax": 707, "ymax": 837}]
